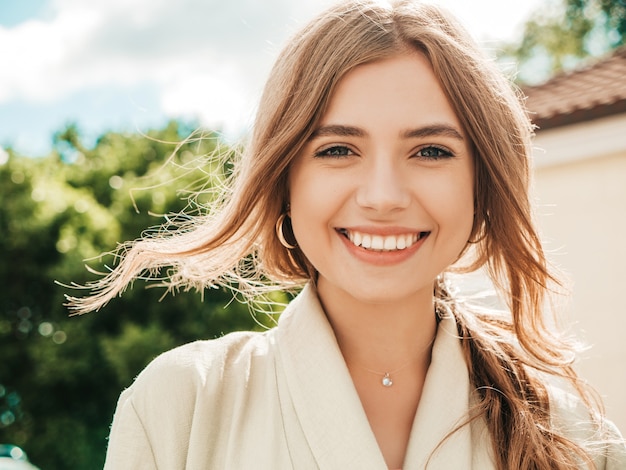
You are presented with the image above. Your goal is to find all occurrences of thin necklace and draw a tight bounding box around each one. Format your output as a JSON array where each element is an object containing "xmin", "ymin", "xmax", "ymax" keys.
[
  {"xmin": 352, "ymin": 335, "xmax": 436, "ymax": 388},
  {"xmin": 345, "ymin": 307, "xmax": 442, "ymax": 388},
  {"xmin": 359, "ymin": 360, "xmax": 415, "ymax": 387}
]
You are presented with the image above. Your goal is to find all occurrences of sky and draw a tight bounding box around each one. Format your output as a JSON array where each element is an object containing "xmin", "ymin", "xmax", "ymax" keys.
[{"xmin": 0, "ymin": 0, "xmax": 545, "ymax": 157}]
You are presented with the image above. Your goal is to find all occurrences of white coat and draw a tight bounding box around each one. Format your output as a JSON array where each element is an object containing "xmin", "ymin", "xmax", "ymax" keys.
[{"xmin": 104, "ymin": 285, "xmax": 626, "ymax": 469}]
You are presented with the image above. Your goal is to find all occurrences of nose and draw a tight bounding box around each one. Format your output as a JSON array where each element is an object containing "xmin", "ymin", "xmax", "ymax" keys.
[{"xmin": 355, "ymin": 158, "xmax": 411, "ymax": 213}]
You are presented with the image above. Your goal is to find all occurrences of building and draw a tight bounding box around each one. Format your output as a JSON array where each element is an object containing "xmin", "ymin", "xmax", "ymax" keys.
[{"xmin": 525, "ymin": 47, "xmax": 626, "ymax": 431}]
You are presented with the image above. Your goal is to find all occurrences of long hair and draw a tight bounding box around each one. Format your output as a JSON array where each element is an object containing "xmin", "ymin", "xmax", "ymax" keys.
[{"xmin": 69, "ymin": 1, "xmax": 607, "ymax": 467}]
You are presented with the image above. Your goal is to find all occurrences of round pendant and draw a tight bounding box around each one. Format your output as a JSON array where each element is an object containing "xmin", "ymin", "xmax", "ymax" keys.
[{"xmin": 382, "ymin": 374, "xmax": 393, "ymax": 387}]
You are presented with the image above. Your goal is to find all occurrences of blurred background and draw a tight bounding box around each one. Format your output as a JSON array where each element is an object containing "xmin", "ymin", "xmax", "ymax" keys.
[{"xmin": 1, "ymin": 0, "xmax": 624, "ymax": 468}]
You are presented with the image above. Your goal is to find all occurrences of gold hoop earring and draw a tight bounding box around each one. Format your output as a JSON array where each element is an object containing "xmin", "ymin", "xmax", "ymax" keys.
[{"xmin": 276, "ymin": 213, "xmax": 297, "ymax": 249}]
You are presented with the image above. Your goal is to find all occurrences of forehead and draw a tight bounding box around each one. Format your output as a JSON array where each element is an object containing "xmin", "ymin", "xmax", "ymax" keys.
[{"xmin": 320, "ymin": 52, "xmax": 463, "ymax": 133}]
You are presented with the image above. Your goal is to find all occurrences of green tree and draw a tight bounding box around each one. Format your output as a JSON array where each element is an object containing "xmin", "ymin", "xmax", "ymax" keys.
[
  {"xmin": 500, "ymin": 0, "xmax": 626, "ymax": 84},
  {"xmin": 0, "ymin": 121, "xmax": 281, "ymax": 469}
]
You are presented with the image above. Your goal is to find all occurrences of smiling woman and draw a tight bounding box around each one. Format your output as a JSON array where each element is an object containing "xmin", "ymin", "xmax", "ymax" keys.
[
  {"xmin": 290, "ymin": 54, "xmax": 474, "ymax": 308},
  {"xmin": 68, "ymin": 1, "xmax": 626, "ymax": 469}
]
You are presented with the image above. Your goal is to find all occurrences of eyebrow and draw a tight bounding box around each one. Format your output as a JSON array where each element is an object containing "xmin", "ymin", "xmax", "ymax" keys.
[
  {"xmin": 401, "ymin": 124, "xmax": 465, "ymax": 141},
  {"xmin": 309, "ymin": 124, "xmax": 366, "ymax": 139},
  {"xmin": 308, "ymin": 123, "xmax": 465, "ymax": 141}
]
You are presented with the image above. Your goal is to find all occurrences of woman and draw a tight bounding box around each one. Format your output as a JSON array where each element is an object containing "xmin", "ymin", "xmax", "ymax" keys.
[{"xmin": 70, "ymin": 1, "xmax": 626, "ymax": 469}]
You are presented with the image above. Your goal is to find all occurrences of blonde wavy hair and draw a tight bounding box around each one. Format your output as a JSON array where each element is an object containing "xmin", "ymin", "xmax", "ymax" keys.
[{"xmin": 70, "ymin": 1, "xmax": 609, "ymax": 468}]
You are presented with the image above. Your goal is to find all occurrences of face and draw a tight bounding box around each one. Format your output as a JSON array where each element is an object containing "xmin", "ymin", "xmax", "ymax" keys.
[{"xmin": 288, "ymin": 52, "xmax": 475, "ymax": 308}]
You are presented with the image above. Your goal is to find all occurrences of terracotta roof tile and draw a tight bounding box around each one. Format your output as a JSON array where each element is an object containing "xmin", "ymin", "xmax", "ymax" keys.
[{"xmin": 523, "ymin": 47, "xmax": 626, "ymax": 130}]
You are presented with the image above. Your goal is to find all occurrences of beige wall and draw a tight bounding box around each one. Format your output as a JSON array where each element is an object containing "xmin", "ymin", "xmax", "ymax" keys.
[{"xmin": 532, "ymin": 114, "xmax": 626, "ymax": 432}]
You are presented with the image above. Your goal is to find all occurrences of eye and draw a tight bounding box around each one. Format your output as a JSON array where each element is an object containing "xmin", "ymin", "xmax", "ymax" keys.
[
  {"xmin": 414, "ymin": 145, "xmax": 454, "ymax": 160},
  {"xmin": 314, "ymin": 145, "xmax": 354, "ymax": 158}
]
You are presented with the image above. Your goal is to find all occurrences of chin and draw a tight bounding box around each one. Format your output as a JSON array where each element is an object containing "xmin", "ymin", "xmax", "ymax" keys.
[{"xmin": 342, "ymin": 280, "xmax": 434, "ymax": 307}]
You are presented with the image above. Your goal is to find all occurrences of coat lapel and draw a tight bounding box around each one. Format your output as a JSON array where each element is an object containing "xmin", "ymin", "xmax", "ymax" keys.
[
  {"xmin": 403, "ymin": 315, "xmax": 475, "ymax": 468},
  {"xmin": 275, "ymin": 286, "xmax": 496, "ymax": 469},
  {"xmin": 275, "ymin": 285, "xmax": 388, "ymax": 469}
]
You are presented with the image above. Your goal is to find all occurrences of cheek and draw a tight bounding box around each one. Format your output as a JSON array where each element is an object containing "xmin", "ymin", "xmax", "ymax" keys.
[
  {"xmin": 422, "ymin": 168, "xmax": 475, "ymax": 241},
  {"xmin": 288, "ymin": 165, "xmax": 328, "ymax": 246},
  {"xmin": 449, "ymin": 158, "xmax": 475, "ymax": 226},
  {"xmin": 452, "ymin": 175, "xmax": 475, "ymax": 232},
  {"xmin": 288, "ymin": 159, "xmax": 346, "ymax": 220},
  {"xmin": 449, "ymin": 173, "xmax": 476, "ymax": 251},
  {"xmin": 288, "ymin": 164, "xmax": 352, "ymax": 274}
]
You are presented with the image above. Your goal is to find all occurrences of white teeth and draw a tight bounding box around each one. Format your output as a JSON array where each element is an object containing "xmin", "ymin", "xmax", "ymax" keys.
[
  {"xmin": 371, "ymin": 235, "xmax": 384, "ymax": 250},
  {"xmin": 361, "ymin": 234, "xmax": 371, "ymax": 248},
  {"xmin": 346, "ymin": 230, "xmax": 424, "ymax": 251},
  {"xmin": 396, "ymin": 235, "xmax": 407, "ymax": 250},
  {"xmin": 383, "ymin": 236, "xmax": 396, "ymax": 250}
]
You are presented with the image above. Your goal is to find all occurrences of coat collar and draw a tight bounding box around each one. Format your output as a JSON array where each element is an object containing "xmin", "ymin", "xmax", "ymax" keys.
[{"xmin": 275, "ymin": 284, "xmax": 494, "ymax": 469}]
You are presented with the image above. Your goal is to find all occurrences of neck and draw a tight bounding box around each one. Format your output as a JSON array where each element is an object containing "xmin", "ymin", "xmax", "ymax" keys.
[{"xmin": 316, "ymin": 280, "xmax": 438, "ymax": 375}]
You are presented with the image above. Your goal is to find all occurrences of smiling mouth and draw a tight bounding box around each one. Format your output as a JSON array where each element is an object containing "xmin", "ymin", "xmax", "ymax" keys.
[{"xmin": 337, "ymin": 229, "xmax": 429, "ymax": 252}]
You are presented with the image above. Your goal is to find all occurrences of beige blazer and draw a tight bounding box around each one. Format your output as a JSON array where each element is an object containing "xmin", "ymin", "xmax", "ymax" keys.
[{"xmin": 104, "ymin": 285, "xmax": 626, "ymax": 469}]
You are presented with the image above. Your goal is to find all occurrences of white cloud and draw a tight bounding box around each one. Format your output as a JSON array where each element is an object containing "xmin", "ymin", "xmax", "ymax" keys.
[
  {"xmin": 0, "ymin": 0, "xmax": 321, "ymax": 100},
  {"xmin": 0, "ymin": 0, "xmax": 542, "ymax": 136},
  {"xmin": 159, "ymin": 66, "xmax": 253, "ymax": 136},
  {"xmin": 0, "ymin": 10, "xmax": 99, "ymax": 102},
  {"xmin": 0, "ymin": 0, "xmax": 342, "ymax": 138}
]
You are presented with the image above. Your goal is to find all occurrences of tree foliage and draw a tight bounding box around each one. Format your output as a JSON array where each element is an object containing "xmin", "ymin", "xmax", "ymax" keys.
[
  {"xmin": 0, "ymin": 121, "xmax": 280, "ymax": 469},
  {"xmin": 500, "ymin": 0, "xmax": 626, "ymax": 84}
]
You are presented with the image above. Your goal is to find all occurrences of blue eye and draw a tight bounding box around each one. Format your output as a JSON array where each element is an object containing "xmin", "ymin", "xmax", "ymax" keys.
[
  {"xmin": 314, "ymin": 145, "xmax": 354, "ymax": 158},
  {"xmin": 415, "ymin": 146, "xmax": 453, "ymax": 159}
]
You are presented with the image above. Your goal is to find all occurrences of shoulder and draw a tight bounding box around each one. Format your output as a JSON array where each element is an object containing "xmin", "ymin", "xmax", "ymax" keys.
[
  {"xmin": 105, "ymin": 329, "xmax": 279, "ymax": 466},
  {"xmin": 544, "ymin": 374, "xmax": 606, "ymax": 433},
  {"xmin": 543, "ymin": 374, "xmax": 626, "ymax": 468},
  {"xmin": 126, "ymin": 329, "xmax": 275, "ymax": 412},
  {"xmin": 146, "ymin": 330, "xmax": 271, "ymax": 376}
]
